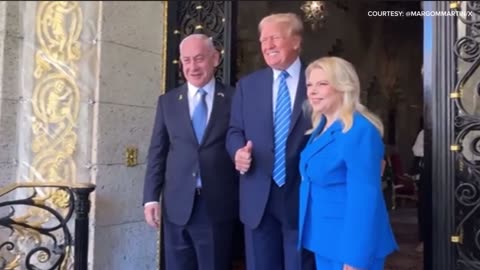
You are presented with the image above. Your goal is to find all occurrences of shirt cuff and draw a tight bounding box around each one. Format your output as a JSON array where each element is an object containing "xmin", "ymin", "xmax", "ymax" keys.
[{"xmin": 144, "ymin": 201, "xmax": 159, "ymax": 207}]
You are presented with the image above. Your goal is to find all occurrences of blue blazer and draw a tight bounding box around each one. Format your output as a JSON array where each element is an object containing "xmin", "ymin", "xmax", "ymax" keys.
[
  {"xmin": 298, "ymin": 113, "xmax": 398, "ymax": 269},
  {"xmin": 226, "ymin": 66, "xmax": 311, "ymax": 229},
  {"xmin": 143, "ymin": 81, "xmax": 238, "ymax": 226}
]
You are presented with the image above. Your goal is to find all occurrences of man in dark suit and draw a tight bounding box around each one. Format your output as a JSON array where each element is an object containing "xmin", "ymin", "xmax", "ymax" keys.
[
  {"xmin": 226, "ymin": 13, "xmax": 315, "ymax": 270},
  {"xmin": 143, "ymin": 33, "xmax": 238, "ymax": 270}
]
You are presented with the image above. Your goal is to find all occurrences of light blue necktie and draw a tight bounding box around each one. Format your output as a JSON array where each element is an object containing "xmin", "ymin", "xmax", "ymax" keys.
[
  {"xmin": 273, "ymin": 71, "xmax": 291, "ymax": 187},
  {"xmin": 192, "ymin": 88, "xmax": 207, "ymax": 187}
]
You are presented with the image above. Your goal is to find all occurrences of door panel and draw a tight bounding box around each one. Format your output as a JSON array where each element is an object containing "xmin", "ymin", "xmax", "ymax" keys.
[
  {"xmin": 165, "ymin": 1, "xmax": 237, "ymax": 90},
  {"xmin": 451, "ymin": 2, "xmax": 480, "ymax": 269}
]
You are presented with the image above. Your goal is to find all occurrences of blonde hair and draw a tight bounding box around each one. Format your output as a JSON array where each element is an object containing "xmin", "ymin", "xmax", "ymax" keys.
[
  {"xmin": 304, "ymin": 56, "xmax": 384, "ymax": 136},
  {"xmin": 258, "ymin": 13, "xmax": 303, "ymax": 37}
]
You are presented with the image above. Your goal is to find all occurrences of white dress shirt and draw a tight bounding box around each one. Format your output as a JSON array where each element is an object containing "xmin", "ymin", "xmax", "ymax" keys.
[
  {"xmin": 412, "ymin": 129, "xmax": 424, "ymax": 157},
  {"xmin": 272, "ymin": 57, "xmax": 301, "ymax": 112}
]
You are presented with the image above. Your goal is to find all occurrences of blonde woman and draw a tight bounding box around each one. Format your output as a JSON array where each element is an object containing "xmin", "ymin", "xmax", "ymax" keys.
[{"xmin": 298, "ymin": 57, "xmax": 398, "ymax": 270}]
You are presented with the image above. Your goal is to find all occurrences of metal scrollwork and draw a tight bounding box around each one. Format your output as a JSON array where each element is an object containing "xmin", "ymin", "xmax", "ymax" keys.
[
  {"xmin": 455, "ymin": 183, "xmax": 480, "ymax": 207},
  {"xmin": 0, "ymin": 185, "xmax": 74, "ymax": 270},
  {"xmin": 455, "ymin": 36, "xmax": 480, "ymax": 63},
  {"xmin": 175, "ymin": 1, "xmax": 226, "ymax": 84},
  {"xmin": 0, "ymin": 2, "xmax": 85, "ymax": 269},
  {"xmin": 453, "ymin": 2, "xmax": 480, "ymax": 269}
]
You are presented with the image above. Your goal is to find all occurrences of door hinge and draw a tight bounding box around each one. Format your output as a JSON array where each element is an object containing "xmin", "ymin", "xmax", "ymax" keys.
[
  {"xmin": 450, "ymin": 1, "xmax": 461, "ymax": 10},
  {"xmin": 450, "ymin": 144, "xmax": 462, "ymax": 152},
  {"xmin": 451, "ymin": 228, "xmax": 464, "ymax": 244},
  {"xmin": 450, "ymin": 91, "xmax": 462, "ymax": 99}
]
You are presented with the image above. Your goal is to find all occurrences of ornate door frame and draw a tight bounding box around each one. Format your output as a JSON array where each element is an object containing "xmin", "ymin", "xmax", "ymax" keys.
[{"xmin": 424, "ymin": 1, "xmax": 480, "ymax": 269}]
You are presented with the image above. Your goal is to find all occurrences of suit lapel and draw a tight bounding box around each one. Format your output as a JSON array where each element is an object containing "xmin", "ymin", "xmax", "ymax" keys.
[
  {"xmin": 288, "ymin": 65, "xmax": 307, "ymax": 137},
  {"xmin": 303, "ymin": 119, "xmax": 342, "ymax": 162},
  {"xmin": 174, "ymin": 84, "xmax": 198, "ymax": 144},
  {"xmin": 200, "ymin": 81, "xmax": 225, "ymax": 146},
  {"xmin": 261, "ymin": 69, "xmax": 274, "ymax": 142}
]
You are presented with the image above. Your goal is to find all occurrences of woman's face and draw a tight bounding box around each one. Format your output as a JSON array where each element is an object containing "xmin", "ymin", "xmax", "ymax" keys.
[{"xmin": 306, "ymin": 68, "xmax": 343, "ymax": 116}]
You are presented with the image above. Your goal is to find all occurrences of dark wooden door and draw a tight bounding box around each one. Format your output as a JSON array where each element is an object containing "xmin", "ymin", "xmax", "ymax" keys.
[{"xmin": 424, "ymin": 1, "xmax": 480, "ymax": 269}]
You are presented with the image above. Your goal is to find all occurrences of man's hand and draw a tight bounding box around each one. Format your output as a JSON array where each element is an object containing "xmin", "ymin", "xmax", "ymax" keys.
[
  {"xmin": 235, "ymin": 140, "xmax": 253, "ymax": 174},
  {"xmin": 144, "ymin": 203, "xmax": 161, "ymax": 229}
]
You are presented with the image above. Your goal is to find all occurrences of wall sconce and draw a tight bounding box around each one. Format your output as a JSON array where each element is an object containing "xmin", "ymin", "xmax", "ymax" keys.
[{"xmin": 301, "ymin": 1, "xmax": 327, "ymax": 30}]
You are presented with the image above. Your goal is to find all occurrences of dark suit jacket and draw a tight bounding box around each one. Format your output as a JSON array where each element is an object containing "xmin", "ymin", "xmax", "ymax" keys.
[
  {"xmin": 226, "ymin": 66, "xmax": 310, "ymax": 229},
  {"xmin": 143, "ymin": 81, "xmax": 238, "ymax": 226}
]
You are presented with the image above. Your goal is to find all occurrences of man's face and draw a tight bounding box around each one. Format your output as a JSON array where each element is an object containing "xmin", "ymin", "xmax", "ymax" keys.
[
  {"xmin": 259, "ymin": 22, "xmax": 301, "ymax": 70},
  {"xmin": 180, "ymin": 38, "xmax": 219, "ymax": 88}
]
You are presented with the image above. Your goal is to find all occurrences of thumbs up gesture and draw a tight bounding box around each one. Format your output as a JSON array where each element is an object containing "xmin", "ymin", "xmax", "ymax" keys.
[{"xmin": 235, "ymin": 140, "xmax": 253, "ymax": 174}]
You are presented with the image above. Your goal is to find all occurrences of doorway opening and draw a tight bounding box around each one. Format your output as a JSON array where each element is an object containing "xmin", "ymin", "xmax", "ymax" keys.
[{"xmin": 233, "ymin": 1, "xmax": 424, "ymax": 269}]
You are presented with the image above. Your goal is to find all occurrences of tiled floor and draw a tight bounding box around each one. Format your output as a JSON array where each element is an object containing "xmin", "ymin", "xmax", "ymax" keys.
[
  {"xmin": 385, "ymin": 207, "xmax": 423, "ymax": 270},
  {"xmin": 232, "ymin": 207, "xmax": 423, "ymax": 270}
]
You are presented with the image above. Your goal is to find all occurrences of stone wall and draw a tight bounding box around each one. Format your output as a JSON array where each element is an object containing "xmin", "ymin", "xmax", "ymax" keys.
[
  {"xmin": 92, "ymin": 1, "xmax": 165, "ymax": 269},
  {"xmin": 0, "ymin": 1, "xmax": 21, "ymax": 201}
]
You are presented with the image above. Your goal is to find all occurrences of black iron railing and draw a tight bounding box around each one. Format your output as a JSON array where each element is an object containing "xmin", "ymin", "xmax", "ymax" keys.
[{"xmin": 0, "ymin": 183, "xmax": 95, "ymax": 270}]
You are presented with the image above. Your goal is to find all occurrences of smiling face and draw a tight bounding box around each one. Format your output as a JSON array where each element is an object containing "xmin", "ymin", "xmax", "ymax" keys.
[
  {"xmin": 259, "ymin": 21, "xmax": 301, "ymax": 70},
  {"xmin": 180, "ymin": 37, "xmax": 219, "ymax": 88},
  {"xmin": 306, "ymin": 68, "xmax": 343, "ymax": 116}
]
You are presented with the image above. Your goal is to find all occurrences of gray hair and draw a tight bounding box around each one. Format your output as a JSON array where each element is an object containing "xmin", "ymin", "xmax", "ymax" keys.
[
  {"xmin": 258, "ymin": 13, "xmax": 303, "ymax": 37},
  {"xmin": 179, "ymin": 33, "xmax": 216, "ymax": 52}
]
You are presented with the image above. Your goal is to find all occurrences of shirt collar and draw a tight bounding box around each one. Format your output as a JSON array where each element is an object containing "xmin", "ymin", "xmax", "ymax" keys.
[
  {"xmin": 187, "ymin": 77, "xmax": 215, "ymax": 97},
  {"xmin": 272, "ymin": 57, "xmax": 301, "ymax": 80}
]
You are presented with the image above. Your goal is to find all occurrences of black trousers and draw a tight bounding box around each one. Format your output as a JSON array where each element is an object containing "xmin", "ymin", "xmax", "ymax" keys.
[{"xmin": 163, "ymin": 193, "xmax": 234, "ymax": 270}]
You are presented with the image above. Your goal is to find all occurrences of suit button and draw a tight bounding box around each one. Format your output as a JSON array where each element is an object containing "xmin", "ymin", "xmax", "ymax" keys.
[{"xmin": 192, "ymin": 172, "xmax": 196, "ymax": 177}]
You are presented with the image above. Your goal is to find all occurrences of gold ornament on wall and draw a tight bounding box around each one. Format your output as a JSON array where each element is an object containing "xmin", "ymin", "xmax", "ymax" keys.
[
  {"xmin": 31, "ymin": 1, "xmax": 83, "ymax": 185},
  {"xmin": 1, "ymin": 2, "xmax": 84, "ymax": 269}
]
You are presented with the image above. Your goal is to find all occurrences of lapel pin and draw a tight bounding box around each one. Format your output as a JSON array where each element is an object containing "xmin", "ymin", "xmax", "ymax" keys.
[
  {"xmin": 178, "ymin": 94, "xmax": 183, "ymax": 101},
  {"xmin": 217, "ymin": 92, "xmax": 224, "ymax": 98}
]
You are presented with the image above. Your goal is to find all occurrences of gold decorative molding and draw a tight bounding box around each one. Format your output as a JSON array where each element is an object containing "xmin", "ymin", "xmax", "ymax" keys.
[
  {"xmin": 158, "ymin": 3, "xmax": 168, "ymax": 269},
  {"xmin": 161, "ymin": 2, "xmax": 168, "ymax": 95},
  {"xmin": 31, "ymin": 1, "xmax": 83, "ymax": 184},
  {"xmin": 1, "ymin": 2, "xmax": 85, "ymax": 269}
]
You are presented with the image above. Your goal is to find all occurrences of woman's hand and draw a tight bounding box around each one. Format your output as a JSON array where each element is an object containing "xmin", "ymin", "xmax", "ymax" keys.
[{"xmin": 343, "ymin": 265, "xmax": 360, "ymax": 270}]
